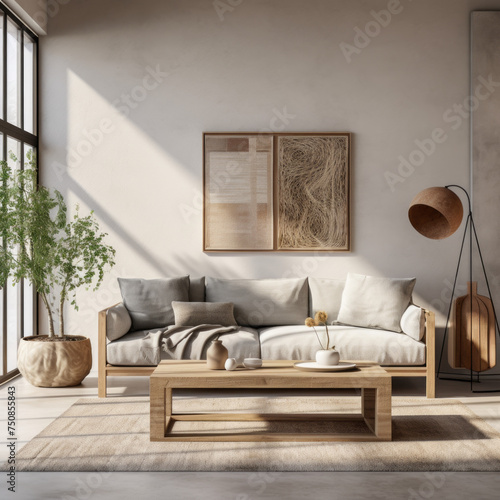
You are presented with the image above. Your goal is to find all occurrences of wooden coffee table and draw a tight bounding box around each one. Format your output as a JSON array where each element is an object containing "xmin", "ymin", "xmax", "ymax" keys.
[{"xmin": 150, "ymin": 360, "xmax": 392, "ymax": 442}]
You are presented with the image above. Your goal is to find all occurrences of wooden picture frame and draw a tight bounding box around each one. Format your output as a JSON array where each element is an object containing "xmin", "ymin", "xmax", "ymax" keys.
[{"xmin": 203, "ymin": 132, "xmax": 351, "ymax": 252}]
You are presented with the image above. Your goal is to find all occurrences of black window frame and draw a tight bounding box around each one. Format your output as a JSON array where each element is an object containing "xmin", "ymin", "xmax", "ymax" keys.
[{"xmin": 0, "ymin": 2, "xmax": 38, "ymax": 385}]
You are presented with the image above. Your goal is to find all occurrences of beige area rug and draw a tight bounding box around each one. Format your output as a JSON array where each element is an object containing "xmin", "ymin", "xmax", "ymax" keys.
[{"xmin": 13, "ymin": 395, "xmax": 500, "ymax": 471}]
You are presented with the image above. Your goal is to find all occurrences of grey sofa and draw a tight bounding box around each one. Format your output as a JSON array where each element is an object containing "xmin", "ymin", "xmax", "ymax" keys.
[{"xmin": 98, "ymin": 275, "xmax": 435, "ymax": 398}]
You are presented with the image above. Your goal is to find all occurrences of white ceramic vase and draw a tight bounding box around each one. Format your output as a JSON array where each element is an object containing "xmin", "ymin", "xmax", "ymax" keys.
[{"xmin": 315, "ymin": 349, "xmax": 340, "ymax": 366}]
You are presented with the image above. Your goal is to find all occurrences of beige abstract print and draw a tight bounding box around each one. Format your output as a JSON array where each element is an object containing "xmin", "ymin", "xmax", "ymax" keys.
[
  {"xmin": 204, "ymin": 135, "xmax": 273, "ymax": 250},
  {"xmin": 278, "ymin": 136, "xmax": 349, "ymax": 250}
]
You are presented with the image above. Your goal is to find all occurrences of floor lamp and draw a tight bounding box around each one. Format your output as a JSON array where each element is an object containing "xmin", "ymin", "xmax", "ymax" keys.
[{"xmin": 408, "ymin": 185, "xmax": 500, "ymax": 393}]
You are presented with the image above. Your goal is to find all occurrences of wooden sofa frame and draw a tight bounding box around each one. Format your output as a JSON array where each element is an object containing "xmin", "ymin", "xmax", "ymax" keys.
[{"xmin": 98, "ymin": 305, "xmax": 436, "ymax": 399}]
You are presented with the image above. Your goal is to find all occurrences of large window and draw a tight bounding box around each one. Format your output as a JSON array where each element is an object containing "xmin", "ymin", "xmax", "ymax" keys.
[{"xmin": 0, "ymin": 4, "xmax": 38, "ymax": 384}]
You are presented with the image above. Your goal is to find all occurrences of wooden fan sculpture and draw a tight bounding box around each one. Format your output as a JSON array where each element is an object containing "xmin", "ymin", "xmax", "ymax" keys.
[{"xmin": 449, "ymin": 282, "xmax": 497, "ymax": 372}]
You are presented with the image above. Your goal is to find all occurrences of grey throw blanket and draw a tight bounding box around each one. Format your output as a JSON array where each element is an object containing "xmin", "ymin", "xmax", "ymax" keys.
[{"xmin": 161, "ymin": 324, "xmax": 240, "ymax": 360}]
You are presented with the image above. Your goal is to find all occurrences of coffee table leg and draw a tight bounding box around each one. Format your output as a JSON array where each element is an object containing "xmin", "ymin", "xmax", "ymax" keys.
[
  {"xmin": 362, "ymin": 384, "xmax": 392, "ymax": 441},
  {"xmin": 150, "ymin": 378, "xmax": 172, "ymax": 441}
]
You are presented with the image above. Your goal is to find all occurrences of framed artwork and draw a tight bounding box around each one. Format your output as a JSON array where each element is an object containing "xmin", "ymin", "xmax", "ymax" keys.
[
  {"xmin": 203, "ymin": 132, "xmax": 351, "ymax": 252},
  {"xmin": 277, "ymin": 135, "xmax": 350, "ymax": 251},
  {"xmin": 203, "ymin": 134, "xmax": 274, "ymax": 251}
]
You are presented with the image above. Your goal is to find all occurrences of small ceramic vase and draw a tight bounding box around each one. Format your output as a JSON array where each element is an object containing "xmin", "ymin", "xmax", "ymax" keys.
[
  {"xmin": 207, "ymin": 339, "xmax": 229, "ymax": 370},
  {"xmin": 315, "ymin": 349, "xmax": 340, "ymax": 366}
]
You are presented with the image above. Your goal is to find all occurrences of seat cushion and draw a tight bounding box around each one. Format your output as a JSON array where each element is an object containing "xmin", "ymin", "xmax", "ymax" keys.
[
  {"xmin": 205, "ymin": 277, "xmax": 309, "ymax": 327},
  {"xmin": 258, "ymin": 325, "xmax": 426, "ymax": 366},
  {"xmin": 107, "ymin": 329, "xmax": 165, "ymax": 366},
  {"xmin": 107, "ymin": 327, "xmax": 260, "ymax": 366}
]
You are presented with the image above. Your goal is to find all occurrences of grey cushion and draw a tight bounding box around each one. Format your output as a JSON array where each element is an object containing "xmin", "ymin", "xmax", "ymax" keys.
[
  {"xmin": 308, "ymin": 277, "xmax": 345, "ymax": 322},
  {"xmin": 106, "ymin": 303, "xmax": 132, "ymax": 341},
  {"xmin": 337, "ymin": 273, "xmax": 416, "ymax": 333},
  {"xmin": 107, "ymin": 327, "xmax": 260, "ymax": 365},
  {"xmin": 118, "ymin": 277, "xmax": 190, "ymax": 330},
  {"xmin": 401, "ymin": 304, "xmax": 426, "ymax": 341},
  {"xmin": 205, "ymin": 277, "xmax": 309, "ymax": 327},
  {"xmin": 189, "ymin": 276, "xmax": 205, "ymax": 302},
  {"xmin": 172, "ymin": 301, "xmax": 237, "ymax": 327},
  {"xmin": 259, "ymin": 325, "xmax": 426, "ymax": 366}
]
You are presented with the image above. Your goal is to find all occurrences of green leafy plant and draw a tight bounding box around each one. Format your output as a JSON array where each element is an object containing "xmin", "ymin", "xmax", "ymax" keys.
[{"xmin": 0, "ymin": 152, "xmax": 116, "ymax": 337}]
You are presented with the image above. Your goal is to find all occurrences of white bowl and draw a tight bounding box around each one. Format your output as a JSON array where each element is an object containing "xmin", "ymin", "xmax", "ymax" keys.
[{"xmin": 243, "ymin": 358, "xmax": 262, "ymax": 369}]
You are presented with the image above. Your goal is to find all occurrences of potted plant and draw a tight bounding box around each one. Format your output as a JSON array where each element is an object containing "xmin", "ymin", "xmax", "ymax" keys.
[
  {"xmin": 305, "ymin": 311, "xmax": 340, "ymax": 366},
  {"xmin": 0, "ymin": 152, "xmax": 115, "ymax": 387}
]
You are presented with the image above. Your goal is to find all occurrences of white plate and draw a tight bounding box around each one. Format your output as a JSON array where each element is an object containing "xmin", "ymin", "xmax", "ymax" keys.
[{"xmin": 293, "ymin": 362, "xmax": 357, "ymax": 372}]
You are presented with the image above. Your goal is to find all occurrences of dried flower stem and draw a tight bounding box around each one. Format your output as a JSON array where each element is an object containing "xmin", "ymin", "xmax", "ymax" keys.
[
  {"xmin": 324, "ymin": 324, "xmax": 330, "ymax": 350},
  {"xmin": 312, "ymin": 326, "xmax": 325, "ymax": 350}
]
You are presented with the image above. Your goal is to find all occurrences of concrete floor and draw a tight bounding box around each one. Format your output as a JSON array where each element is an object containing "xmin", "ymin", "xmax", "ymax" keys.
[{"xmin": 1, "ymin": 374, "xmax": 500, "ymax": 499}]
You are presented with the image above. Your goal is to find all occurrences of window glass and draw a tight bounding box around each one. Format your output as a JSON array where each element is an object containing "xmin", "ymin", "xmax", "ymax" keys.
[
  {"xmin": 0, "ymin": 287, "xmax": 3, "ymax": 377},
  {"xmin": 22, "ymin": 146, "xmax": 35, "ymax": 337},
  {"xmin": 6, "ymin": 19, "xmax": 21, "ymax": 127},
  {"xmin": 23, "ymin": 280, "xmax": 34, "ymax": 337},
  {"xmin": 0, "ymin": 6, "xmax": 38, "ymax": 381},
  {"xmin": 7, "ymin": 136, "xmax": 20, "ymax": 162},
  {"xmin": 0, "ymin": 13, "xmax": 4, "ymax": 120},
  {"xmin": 24, "ymin": 33, "xmax": 36, "ymax": 133},
  {"xmin": 6, "ymin": 277, "xmax": 19, "ymax": 372}
]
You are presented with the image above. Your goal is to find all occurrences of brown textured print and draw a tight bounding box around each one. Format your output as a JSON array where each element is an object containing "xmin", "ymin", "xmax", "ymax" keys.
[{"xmin": 278, "ymin": 135, "xmax": 350, "ymax": 250}]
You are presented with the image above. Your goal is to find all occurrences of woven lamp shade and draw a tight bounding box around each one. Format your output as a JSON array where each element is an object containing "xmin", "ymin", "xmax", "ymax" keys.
[{"xmin": 408, "ymin": 187, "xmax": 463, "ymax": 240}]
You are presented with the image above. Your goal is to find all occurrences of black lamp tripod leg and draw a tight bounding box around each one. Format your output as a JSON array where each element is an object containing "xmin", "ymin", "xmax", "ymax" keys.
[{"xmin": 469, "ymin": 211, "xmax": 473, "ymax": 392}]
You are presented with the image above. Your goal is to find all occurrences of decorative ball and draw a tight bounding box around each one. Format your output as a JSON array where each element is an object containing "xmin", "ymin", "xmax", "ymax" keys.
[{"xmin": 225, "ymin": 358, "xmax": 239, "ymax": 371}]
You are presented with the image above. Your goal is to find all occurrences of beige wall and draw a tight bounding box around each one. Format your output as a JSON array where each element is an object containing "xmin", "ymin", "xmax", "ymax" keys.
[{"xmin": 39, "ymin": 0, "xmax": 500, "ymax": 371}]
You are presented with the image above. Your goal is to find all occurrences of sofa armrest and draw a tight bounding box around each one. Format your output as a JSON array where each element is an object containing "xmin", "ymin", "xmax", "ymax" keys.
[
  {"xmin": 98, "ymin": 303, "xmax": 122, "ymax": 353},
  {"xmin": 98, "ymin": 303, "xmax": 123, "ymax": 398}
]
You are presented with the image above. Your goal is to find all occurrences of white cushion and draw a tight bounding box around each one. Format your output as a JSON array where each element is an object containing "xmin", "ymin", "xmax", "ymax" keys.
[
  {"xmin": 259, "ymin": 325, "xmax": 426, "ymax": 366},
  {"xmin": 106, "ymin": 303, "xmax": 132, "ymax": 341},
  {"xmin": 337, "ymin": 273, "xmax": 416, "ymax": 333},
  {"xmin": 308, "ymin": 277, "xmax": 345, "ymax": 322},
  {"xmin": 205, "ymin": 277, "xmax": 309, "ymax": 327},
  {"xmin": 401, "ymin": 305, "xmax": 425, "ymax": 341}
]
